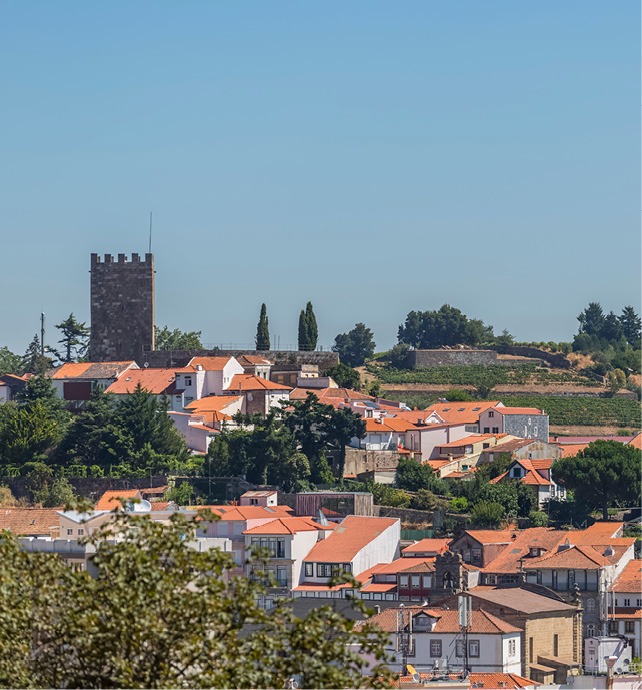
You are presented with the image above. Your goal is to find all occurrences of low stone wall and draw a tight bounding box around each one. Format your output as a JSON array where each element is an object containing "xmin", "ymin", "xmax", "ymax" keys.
[
  {"xmin": 141, "ymin": 349, "xmax": 338, "ymax": 371},
  {"xmin": 487, "ymin": 345, "xmax": 572, "ymax": 370},
  {"xmin": 408, "ymin": 349, "xmax": 498, "ymax": 369},
  {"xmin": 373, "ymin": 504, "xmax": 468, "ymax": 526}
]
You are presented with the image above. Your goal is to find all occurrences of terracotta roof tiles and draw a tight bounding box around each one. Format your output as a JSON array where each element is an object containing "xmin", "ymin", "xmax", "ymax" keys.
[
  {"xmin": 611, "ymin": 560, "xmax": 642, "ymax": 592},
  {"xmin": 0, "ymin": 508, "xmax": 61, "ymax": 535}
]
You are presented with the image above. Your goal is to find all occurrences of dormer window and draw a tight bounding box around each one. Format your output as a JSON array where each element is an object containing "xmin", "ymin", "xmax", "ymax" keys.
[{"xmin": 488, "ymin": 410, "xmax": 494, "ymax": 418}]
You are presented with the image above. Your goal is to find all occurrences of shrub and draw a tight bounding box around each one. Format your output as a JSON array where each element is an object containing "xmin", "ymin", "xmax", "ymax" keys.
[
  {"xmin": 529, "ymin": 511, "xmax": 549, "ymax": 527},
  {"xmin": 444, "ymin": 389, "xmax": 474, "ymax": 402},
  {"xmin": 410, "ymin": 489, "xmax": 447, "ymax": 511},
  {"xmin": 469, "ymin": 501, "xmax": 505, "ymax": 527},
  {"xmin": 450, "ymin": 497, "xmax": 469, "ymax": 513}
]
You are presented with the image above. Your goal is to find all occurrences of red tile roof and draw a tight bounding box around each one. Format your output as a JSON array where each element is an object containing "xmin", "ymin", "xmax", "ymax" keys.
[
  {"xmin": 361, "ymin": 606, "xmax": 520, "ymax": 634},
  {"xmin": 186, "ymin": 356, "xmax": 234, "ymax": 371},
  {"xmin": 495, "ymin": 407, "xmax": 545, "ymax": 416},
  {"xmin": 424, "ymin": 401, "xmax": 501, "ymax": 425},
  {"xmin": 194, "ymin": 505, "xmax": 293, "ymax": 521},
  {"xmin": 464, "ymin": 530, "xmax": 517, "ymax": 545},
  {"xmin": 365, "ymin": 417, "xmax": 416, "ymax": 433},
  {"xmin": 480, "ymin": 528, "xmax": 568, "ymax": 574},
  {"xmin": 50, "ymin": 361, "xmax": 137, "ymax": 380},
  {"xmin": 467, "ymin": 673, "xmax": 536, "ymax": 688},
  {"xmin": 373, "ymin": 557, "xmax": 436, "ymax": 574},
  {"xmin": 611, "ymin": 560, "xmax": 642, "ymax": 592},
  {"xmin": 402, "ymin": 538, "xmax": 450, "ymax": 555},
  {"xmin": 437, "ymin": 434, "xmax": 498, "ymax": 448},
  {"xmin": 0, "ymin": 508, "xmax": 61, "ymax": 535},
  {"xmin": 554, "ymin": 442, "xmax": 590, "ymax": 458},
  {"xmin": 95, "ymin": 490, "xmax": 142, "ymax": 511},
  {"xmin": 185, "ymin": 396, "xmax": 242, "ymax": 412},
  {"xmin": 628, "ymin": 432, "xmax": 642, "ymax": 449},
  {"xmin": 303, "ymin": 516, "xmax": 398, "ymax": 563},
  {"xmin": 290, "ymin": 387, "xmax": 373, "ymax": 402},
  {"xmin": 242, "ymin": 517, "xmax": 333, "ymax": 535},
  {"xmin": 526, "ymin": 544, "xmax": 617, "ymax": 570},
  {"xmin": 104, "ymin": 369, "xmax": 178, "ymax": 395},
  {"xmin": 229, "ymin": 374, "xmax": 291, "ymax": 391},
  {"xmin": 577, "ymin": 521, "xmax": 624, "ymax": 540},
  {"xmin": 466, "ymin": 586, "xmax": 576, "ymax": 613}
]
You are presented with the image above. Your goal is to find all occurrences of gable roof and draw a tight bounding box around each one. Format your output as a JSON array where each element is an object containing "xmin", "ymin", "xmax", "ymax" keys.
[
  {"xmin": 236, "ymin": 355, "xmax": 274, "ymax": 366},
  {"xmin": 303, "ymin": 516, "xmax": 398, "ymax": 563},
  {"xmin": 494, "ymin": 407, "xmax": 545, "ymax": 416},
  {"xmin": 290, "ymin": 387, "xmax": 373, "ymax": 403},
  {"xmin": 424, "ymin": 401, "xmax": 501, "ymax": 425},
  {"xmin": 50, "ymin": 360, "xmax": 138, "ymax": 380},
  {"xmin": 481, "ymin": 528, "xmax": 568, "ymax": 574},
  {"xmin": 0, "ymin": 508, "xmax": 61, "ymax": 535},
  {"xmin": 364, "ymin": 417, "xmax": 416, "ymax": 433},
  {"xmin": 194, "ymin": 505, "xmax": 293, "ymax": 521},
  {"xmin": 242, "ymin": 517, "xmax": 333, "ymax": 535},
  {"xmin": 628, "ymin": 432, "xmax": 642, "ymax": 449},
  {"xmin": 525, "ymin": 544, "xmax": 617, "ymax": 570},
  {"xmin": 554, "ymin": 442, "xmax": 591, "ymax": 458},
  {"xmin": 437, "ymin": 434, "xmax": 498, "ymax": 449},
  {"xmin": 466, "ymin": 586, "xmax": 575, "ymax": 613},
  {"xmin": 95, "ymin": 490, "xmax": 142, "ymax": 511},
  {"xmin": 104, "ymin": 369, "xmax": 178, "ymax": 395},
  {"xmin": 228, "ymin": 374, "xmax": 291, "ymax": 391},
  {"xmin": 184, "ymin": 356, "xmax": 235, "ymax": 371},
  {"xmin": 462, "ymin": 530, "xmax": 516, "ymax": 545},
  {"xmin": 402, "ymin": 538, "xmax": 450, "ymax": 555},
  {"xmin": 361, "ymin": 606, "xmax": 520, "ymax": 634},
  {"xmin": 373, "ymin": 557, "xmax": 436, "ymax": 574},
  {"xmin": 611, "ymin": 559, "xmax": 642, "ymax": 593}
]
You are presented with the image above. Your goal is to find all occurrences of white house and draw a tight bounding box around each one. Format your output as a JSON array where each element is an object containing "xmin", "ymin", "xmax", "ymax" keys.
[
  {"xmin": 167, "ymin": 411, "xmax": 218, "ymax": 453},
  {"xmin": 355, "ymin": 605, "xmax": 522, "ymax": 675},
  {"xmin": 104, "ymin": 368, "xmax": 185, "ymax": 411},
  {"xmin": 173, "ymin": 356, "xmax": 245, "ymax": 404},
  {"xmin": 490, "ymin": 457, "xmax": 566, "ymax": 507},
  {"xmin": 49, "ymin": 361, "xmax": 139, "ymax": 409},
  {"xmin": 607, "ymin": 559, "xmax": 642, "ymax": 657}
]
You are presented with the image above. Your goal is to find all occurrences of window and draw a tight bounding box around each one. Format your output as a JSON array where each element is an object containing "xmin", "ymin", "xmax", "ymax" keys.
[
  {"xmin": 586, "ymin": 624, "xmax": 595, "ymax": 637},
  {"xmin": 77, "ymin": 529, "xmax": 84, "ymax": 536},
  {"xmin": 492, "ymin": 427, "xmax": 499, "ymax": 434},
  {"xmin": 637, "ymin": 599, "xmax": 642, "ymax": 607},
  {"xmin": 456, "ymin": 640, "xmax": 465, "ymax": 657},
  {"xmin": 469, "ymin": 640, "xmax": 480, "ymax": 658},
  {"xmin": 536, "ymin": 570, "xmax": 542, "ymax": 585},
  {"xmin": 277, "ymin": 538, "xmax": 286, "ymax": 558},
  {"xmin": 625, "ymin": 621, "xmax": 635, "ymax": 633},
  {"xmin": 488, "ymin": 411, "xmax": 494, "ymax": 418},
  {"xmin": 482, "ymin": 443, "xmax": 490, "ymax": 449},
  {"xmin": 608, "ymin": 621, "xmax": 618, "ymax": 635},
  {"xmin": 304, "ymin": 563, "xmax": 313, "ymax": 577},
  {"xmin": 529, "ymin": 637, "xmax": 533, "ymax": 661},
  {"xmin": 568, "ymin": 570, "xmax": 575, "ymax": 587},
  {"xmin": 508, "ymin": 639, "xmax": 516, "ymax": 656},
  {"xmin": 624, "ymin": 598, "xmax": 631, "ymax": 607},
  {"xmin": 317, "ymin": 563, "xmax": 332, "ymax": 577},
  {"xmin": 67, "ymin": 528, "xmax": 73, "ymax": 536},
  {"xmin": 185, "ymin": 396, "xmax": 193, "ymax": 404},
  {"xmin": 399, "ymin": 574, "xmax": 409, "ymax": 588},
  {"xmin": 554, "ymin": 634, "xmax": 559, "ymax": 657},
  {"xmin": 586, "ymin": 598, "xmax": 595, "ymax": 613},
  {"xmin": 552, "ymin": 571, "xmax": 558, "ymax": 589},
  {"xmin": 483, "ymin": 427, "xmax": 490, "ymax": 434},
  {"xmin": 343, "ymin": 563, "xmax": 352, "ymax": 573},
  {"xmin": 185, "ymin": 376, "xmax": 192, "ymax": 387},
  {"xmin": 430, "ymin": 640, "xmax": 442, "ymax": 657},
  {"xmin": 276, "ymin": 567, "xmax": 287, "ymax": 587},
  {"xmin": 411, "ymin": 575, "xmax": 420, "ymax": 588},
  {"xmin": 472, "ymin": 549, "xmax": 482, "ymax": 563},
  {"xmin": 422, "ymin": 575, "xmax": 431, "ymax": 588}
]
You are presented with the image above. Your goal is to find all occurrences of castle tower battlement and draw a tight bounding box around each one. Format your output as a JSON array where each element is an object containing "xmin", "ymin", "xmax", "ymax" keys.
[{"xmin": 90, "ymin": 252, "xmax": 155, "ymax": 362}]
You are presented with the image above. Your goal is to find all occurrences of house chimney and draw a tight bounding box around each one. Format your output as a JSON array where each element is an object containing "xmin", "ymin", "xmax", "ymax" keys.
[{"xmin": 374, "ymin": 605, "xmax": 381, "ymax": 615}]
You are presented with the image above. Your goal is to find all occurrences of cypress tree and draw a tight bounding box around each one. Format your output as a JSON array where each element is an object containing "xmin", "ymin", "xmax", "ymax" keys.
[
  {"xmin": 298, "ymin": 310, "xmax": 309, "ymax": 351},
  {"xmin": 305, "ymin": 302, "xmax": 318, "ymax": 351},
  {"xmin": 256, "ymin": 304, "xmax": 270, "ymax": 351}
]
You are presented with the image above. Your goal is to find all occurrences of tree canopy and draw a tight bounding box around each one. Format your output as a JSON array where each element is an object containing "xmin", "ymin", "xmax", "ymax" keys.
[
  {"xmin": 325, "ymin": 363, "xmax": 361, "ymax": 390},
  {"xmin": 154, "ymin": 326, "xmax": 203, "ymax": 351},
  {"xmin": 397, "ymin": 305, "xmax": 494, "ymax": 349},
  {"xmin": 332, "ymin": 323, "xmax": 376, "ymax": 367},
  {"xmin": 552, "ymin": 440, "xmax": 641, "ymax": 521},
  {"xmin": 0, "ymin": 347, "xmax": 23, "ymax": 376},
  {"xmin": 54, "ymin": 313, "xmax": 89, "ymax": 363},
  {"xmin": 298, "ymin": 302, "xmax": 318, "ymax": 351},
  {"xmin": 0, "ymin": 509, "xmax": 392, "ymax": 688},
  {"xmin": 255, "ymin": 303, "xmax": 270, "ymax": 351}
]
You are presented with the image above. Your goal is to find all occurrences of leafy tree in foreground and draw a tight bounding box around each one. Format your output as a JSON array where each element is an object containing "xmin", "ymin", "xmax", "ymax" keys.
[
  {"xmin": 54, "ymin": 313, "xmax": 90, "ymax": 362},
  {"xmin": 325, "ymin": 363, "xmax": 361, "ymax": 390},
  {"xmin": 0, "ymin": 510, "xmax": 392, "ymax": 688},
  {"xmin": 255, "ymin": 303, "xmax": 270, "ymax": 351},
  {"xmin": 0, "ymin": 346, "xmax": 23, "ymax": 376},
  {"xmin": 333, "ymin": 323, "xmax": 376, "ymax": 367},
  {"xmin": 154, "ymin": 325, "xmax": 203, "ymax": 350},
  {"xmin": 552, "ymin": 440, "xmax": 641, "ymax": 521}
]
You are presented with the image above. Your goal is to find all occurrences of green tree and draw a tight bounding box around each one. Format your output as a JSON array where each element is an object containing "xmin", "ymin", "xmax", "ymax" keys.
[
  {"xmin": 619, "ymin": 306, "xmax": 641, "ymax": 347},
  {"xmin": 396, "ymin": 456, "xmax": 435, "ymax": 492},
  {"xmin": 164, "ymin": 480, "xmax": 195, "ymax": 505},
  {"xmin": 54, "ymin": 313, "xmax": 90, "ymax": 362},
  {"xmin": 409, "ymin": 489, "xmax": 448, "ymax": 511},
  {"xmin": 388, "ymin": 343, "xmax": 410, "ymax": 368},
  {"xmin": 0, "ymin": 401, "xmax": 61, "ymax": 464},
  {"xmin": 21, "ymin": 335, "xmax": 52, "ymax": 375},
  {"xmin": 0, "ymin": 511, "xmax": 393, "ymax": 688},
  {"xmin": 469, "ymin": 500, "xmax": 505, "ymax": 527},
  {"xmin": 398, "ymin": 305, "xmax": 494, "ymax": 349},
  {"xmin": 577, "ymin": 302, "xmax": 605, "ymax": 337},
  {"xmin": 332, "ymin": 323, "xmax": 376, "ymax": 367},
  {"xmin": 552, "ymin": 440, "xmax": 641, "ymax": 521},
  {"xmin": 34, "ymin": 477, "xmax": 76, "ymax": 508},
  {"xmin": 305, "ymin": 302, "xmax": 318, "ymax": 350},
  {"xmin": 0, "ymin": 347, "xmax": 23, "ymax": 376},
  {"xmin": 154, "ymin": 326, "xmax": 203, "ymax": 350},
  {"xmin": 255, "ymin": 303, "xmax": 270, "ymax": 351},
  {"xmin": 19, "ymin": 374, "xmax": 69, "ymax": 427},
  {"xmin": 325, "ymin": 363, "xmax": 361, "ymax": 390},
  {"xmin": 298, "ymin": 309, "xmax": 310, "ymax": 351}
]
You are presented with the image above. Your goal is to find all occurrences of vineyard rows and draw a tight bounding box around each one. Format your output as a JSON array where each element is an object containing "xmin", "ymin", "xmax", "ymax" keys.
[{"xmin": 502, "ymin": 397, "xmax": 640, "ymax": 428}]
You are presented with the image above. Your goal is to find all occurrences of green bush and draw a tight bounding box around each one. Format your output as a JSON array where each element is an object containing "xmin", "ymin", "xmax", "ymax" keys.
[
  {"xmin": 469, "ymin": 501, "xmax": 505, "ymax": 527},
  {"xmin": 450, "ymin": 497, "xmax": 469, "ymax": 513},
  {"xmin": 529, "ymin": 511, "xmax": 549, "ymax": 527}
]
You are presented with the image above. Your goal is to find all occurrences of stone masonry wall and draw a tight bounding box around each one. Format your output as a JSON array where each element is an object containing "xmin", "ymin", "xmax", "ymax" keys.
[
  {"xmin": 90, "ymin": 253, "xmax": 155, "ymax": 362},
  {"xmin": 408, "ymin": 350, "xmax": 498, "ymax": 368}
]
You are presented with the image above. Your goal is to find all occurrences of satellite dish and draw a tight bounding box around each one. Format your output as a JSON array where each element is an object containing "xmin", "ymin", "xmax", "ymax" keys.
[
  {"xmin": 144, "ymin": 361, "xmax": 149, "ymax": 368},
  {"xmin": 412, "ymin": 673, "xmax": 421, "ymax": 683}
]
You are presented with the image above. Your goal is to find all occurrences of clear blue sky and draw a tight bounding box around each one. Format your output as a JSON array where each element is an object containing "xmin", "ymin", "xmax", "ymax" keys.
[{"xmin": 1, "ymin": 1, "xmax": 639, "ymax": 353}]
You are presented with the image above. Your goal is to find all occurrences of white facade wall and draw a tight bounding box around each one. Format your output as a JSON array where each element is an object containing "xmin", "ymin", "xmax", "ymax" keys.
[
  {"xmin": 0, "ymin": 385, "xmax": 10, "ymax": 403},
  {"xmin": 352, "ymin": 520, "xmax": 400, "ymax": 575},
  {"xmin": 167, "ymin": 412, "xmax": 216, "ymax": 452},
  {"xmin": 419, "ymin": 424, "xmax": 469, "ymax": 459}
]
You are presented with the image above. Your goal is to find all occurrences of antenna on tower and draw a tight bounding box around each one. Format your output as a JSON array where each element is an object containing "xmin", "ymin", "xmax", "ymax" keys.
[
  {"xmin": 148, "ymin": 211, "xmax": 153, "ymax": 254},
  {"xmin": 40, "ymin": 312, "xmax": 45, "ymax": 356}
]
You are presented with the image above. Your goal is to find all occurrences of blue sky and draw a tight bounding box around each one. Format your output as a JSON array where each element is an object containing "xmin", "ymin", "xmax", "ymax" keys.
[{"xmin": 1, "ymin": 1, "xmax": 639, "ymax": 353}]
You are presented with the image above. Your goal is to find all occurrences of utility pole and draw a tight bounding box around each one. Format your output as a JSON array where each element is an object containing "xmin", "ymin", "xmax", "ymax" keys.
[{"xmin": 40, "ymin": 312, "xmax": 45, "ymax": 355}]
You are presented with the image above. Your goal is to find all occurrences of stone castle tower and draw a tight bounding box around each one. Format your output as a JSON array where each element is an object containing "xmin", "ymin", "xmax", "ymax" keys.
[{"xmin": 90, "ymin": 253, "xmax": 155, "ymax": 362}]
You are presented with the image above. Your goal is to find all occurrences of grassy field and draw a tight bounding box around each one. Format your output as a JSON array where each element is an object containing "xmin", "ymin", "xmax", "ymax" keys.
[{"xmin": 367, "ymin": 363, "xmax": 599, "ymax": 388}]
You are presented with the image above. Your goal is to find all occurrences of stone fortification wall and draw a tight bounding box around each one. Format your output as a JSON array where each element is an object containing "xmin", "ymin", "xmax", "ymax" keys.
[
  {"xmin": 487, "ymin": 345, "xmax": 572, "ymax": 369},
  {"xmin": 90, "ymin": 253, "xmax": 155, "ymax": 362},
  {"xmin": 343, "ymin": 448, "xmax": 403, "ymax": 477},
  {"xmin": 408, "ymin": 349, "xmax": 498, "ymax": 369},
  {"xmin": 141, "ymin": 348, "xmax": 338, "ymax": 371}
]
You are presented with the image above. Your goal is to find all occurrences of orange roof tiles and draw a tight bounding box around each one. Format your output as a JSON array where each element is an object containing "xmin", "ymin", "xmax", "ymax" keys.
[
  {"xmin": 104, "ymin": 369, "xmax": 178, "ymax": 395},
  {"xmin": 194, "ymin": 505, "xmax": 293, "ymax": 521},
  {"xmin": 185, "ymin": 396, "xmax": 243, "ymax": 412},
  {"xmin": 243, "ymin": 517, "xmax": 333, "ymax": 535},
  {"xmin": 0, "ymin": 508, "xmax": 61, "ymax": 535},
  {"xmin": 361, "ymin": 607, "xmax": 520, "ymax": 635},
  {"xmin": 555, "ymin": 442, "xmax": 591, "ymax": 458},
  {"xmin": 480, "ymin": 528, "xmax": 567, "ymax": 574},
  {"xmin": 526, "ymin": 544, "xmax": 616, "ymax": 570},
  {"xmin": 495, "ymin": 407, "xmax": 545, "ymax": 415},
  {"xmin": 611, "ymin": 560, "xmax": 642, "ymax": 592},
  {"xmin": 467, "ymin": 673, "xmax": 536, "ymax": 688},
  {"xmin": 303, "ymin": 516, "xmax": 398, "ymax": 563},
  {"xmin": 577, "ymin": 521, "xmax": 625, "ymax": 540},
  {"xmin": 364, "ymin": 417, "xmax": 415, "ymax": 433},
  {"xmin": 373, "ymin": 557, "xmax": 436, "ymax": 574},
  {"xmin": 290, "ymin": 387, "xmax": 373, "ymax": 402},
  {"xmin": 465, "ymin": 530, "xmax": 516, "ymax": 545},
  {"xmin": 628, "ymin": 432, "xmax": 642, "ymax": 449},
  {"xmin": 187, "ymin": 356, "xmax": 234, "ymax": 371},
  {"xmin": 402, "ymin": 538, "xmax": 450, "ymax": 555},
  {"xmin": 437, "ymin": 434, "xmax": 497, "ymax": 449},
  {"xmin": 424, "ymin": 401, "xmax": 501, "ymax": 425},
  {"xmin": 95, "ymin": 490, "xmax": 142, "ymax": 511},
  {"xmin": 229, "ymin": 374, "xmax": 291, "ymax": 391},
  {"xmin": 490, "ymin": 469, "xmax": 552, "ymax": 486},
  {"xmin": 49, "ymin": 362, "xmax": 92, "ymax": 379}
]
